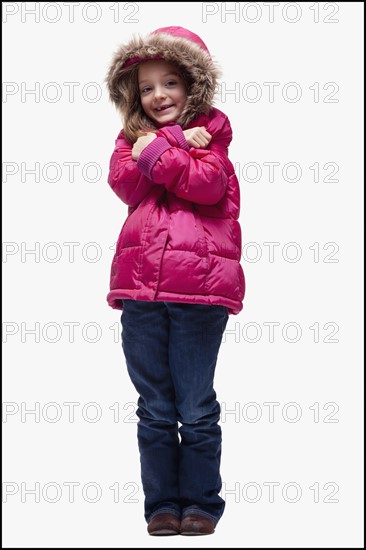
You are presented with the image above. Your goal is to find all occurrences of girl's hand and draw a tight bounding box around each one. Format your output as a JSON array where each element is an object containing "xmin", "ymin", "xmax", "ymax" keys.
[
  {"xmin": 183, "ymin": 126, "xmax": 212, "ymax": 148},
  {"xmin": 132, "ymin": 133, "xmax": 157, "ymax": 160}
]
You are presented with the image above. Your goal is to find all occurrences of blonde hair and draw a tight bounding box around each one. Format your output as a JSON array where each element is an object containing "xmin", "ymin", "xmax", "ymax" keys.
[{"xmin": 118, "ymin": 62, "xmax": 193, "ymax": 145}]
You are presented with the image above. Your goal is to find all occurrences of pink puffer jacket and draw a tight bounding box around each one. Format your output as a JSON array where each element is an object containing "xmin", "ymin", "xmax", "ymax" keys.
[{"xmin": 105, "ymin": 27, "xmax": 246, "ymax": 315}]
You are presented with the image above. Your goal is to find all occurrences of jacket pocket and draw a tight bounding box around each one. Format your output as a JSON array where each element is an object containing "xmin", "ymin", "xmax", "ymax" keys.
[
  {"xmin": 115, "ymin": 216, "xmax": 132, "ymax": 256},
  {"xmin": 192, "ymin": 204, "xmax": 208, "ymax": 258},
  {"xmin": 115, "ymin": 207, "xmax": 143, "ymax": 255}
]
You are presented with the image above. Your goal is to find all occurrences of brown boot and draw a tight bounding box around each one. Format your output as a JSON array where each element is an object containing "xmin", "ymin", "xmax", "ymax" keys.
[
  {"xmin": 180, "ymin": 514, "xmax": 215, "ymax": 535},
  {"xmin": 147, "ymin": 513, "xmax": 181, "ymax": 536}
]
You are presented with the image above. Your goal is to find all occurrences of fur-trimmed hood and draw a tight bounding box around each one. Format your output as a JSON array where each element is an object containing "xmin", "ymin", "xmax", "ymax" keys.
[{"xmin": 105, "ymin": 26, "xmax": 222, "ymax": 129}]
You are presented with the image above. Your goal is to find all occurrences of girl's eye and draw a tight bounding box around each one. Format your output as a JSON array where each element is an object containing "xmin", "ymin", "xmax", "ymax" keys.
[{"xmin": 140, "ymin": 81, "xmax": 177, "ymax": 94}]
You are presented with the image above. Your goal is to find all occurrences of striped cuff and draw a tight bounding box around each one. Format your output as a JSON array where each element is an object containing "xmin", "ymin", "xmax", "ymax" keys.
[
  {"xmin": 137, "ymin": 137, "xmax": 172, "ymax": 179},
  {"xmin": 165, "ymin": 125, "xmax": 190, "ymax": 151}
]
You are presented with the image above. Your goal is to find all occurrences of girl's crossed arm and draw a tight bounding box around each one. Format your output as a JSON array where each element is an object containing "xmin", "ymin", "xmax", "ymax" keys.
[
  {"xmin": 136, "ymin": 114, "xmax": 233, "ymax": 206},
  {"xmin": 107, "ymin": 132, "xmax": 157, "ymax": 208}
]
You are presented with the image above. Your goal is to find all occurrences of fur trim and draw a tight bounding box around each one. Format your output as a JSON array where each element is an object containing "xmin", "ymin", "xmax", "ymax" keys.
[{"xmin": 105, "ymin": 31, "xmax": 222, "ymax": 128}]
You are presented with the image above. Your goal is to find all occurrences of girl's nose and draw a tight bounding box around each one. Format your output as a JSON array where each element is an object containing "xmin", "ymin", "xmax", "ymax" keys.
[{"xmin": 154, "ymin": 86, "xmax": 167, "ymax": 99}]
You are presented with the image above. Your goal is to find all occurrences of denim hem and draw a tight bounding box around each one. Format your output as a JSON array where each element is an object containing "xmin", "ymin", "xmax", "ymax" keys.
[
  {"xmin": 182, "ymin": 507, "xmax": 220, "ymax": 526},
  {"xmin": 148, "ymin": 507, "xmax": 181, "ymax": 523}
]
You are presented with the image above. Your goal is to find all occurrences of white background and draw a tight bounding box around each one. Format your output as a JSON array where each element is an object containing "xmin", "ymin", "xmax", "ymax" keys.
[{"xmin": 2, "ymin": 1, "xmax": 364, "ymax": 547}]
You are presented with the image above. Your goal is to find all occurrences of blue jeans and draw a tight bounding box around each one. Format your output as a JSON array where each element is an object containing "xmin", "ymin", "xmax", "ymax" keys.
[{"xmin": 120, "ymin": 299, "xmax": 229, "ymax": 526}]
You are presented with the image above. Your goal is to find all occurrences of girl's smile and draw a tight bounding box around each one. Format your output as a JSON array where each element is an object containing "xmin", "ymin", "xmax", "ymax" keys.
[{"xmin": 138, "ymin": 60, "xmax": 187, "ymax": 125}]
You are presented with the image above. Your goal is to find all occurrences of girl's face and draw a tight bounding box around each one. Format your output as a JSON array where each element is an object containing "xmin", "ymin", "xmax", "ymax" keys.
[{"xmin": 138, "ymin": 60, "xmax": 187, "ymax": 125}]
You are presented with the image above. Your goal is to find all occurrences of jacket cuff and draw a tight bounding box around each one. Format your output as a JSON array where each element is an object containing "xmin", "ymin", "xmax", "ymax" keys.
[
  {"xmin": 137, "ymin": 137, "xmax": 172, "ymax": 179},
  {"xmin": 165, "ymin": 125, "xmax": 190, "ymax": 151}
]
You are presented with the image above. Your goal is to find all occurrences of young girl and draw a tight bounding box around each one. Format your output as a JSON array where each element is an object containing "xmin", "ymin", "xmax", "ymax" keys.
[{"xmin": 105, "ymin": 26, "xmax": 245, "ymax": 536}]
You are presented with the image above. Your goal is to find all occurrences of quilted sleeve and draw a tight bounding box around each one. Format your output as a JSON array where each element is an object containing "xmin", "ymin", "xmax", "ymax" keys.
[
  {"xmin": 136, "ymin": 115, "xmax": 233, "ymax": 206},
  {"xmin": 107, "ymin": 131, "xmax": 156, "ymax": 208}
]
